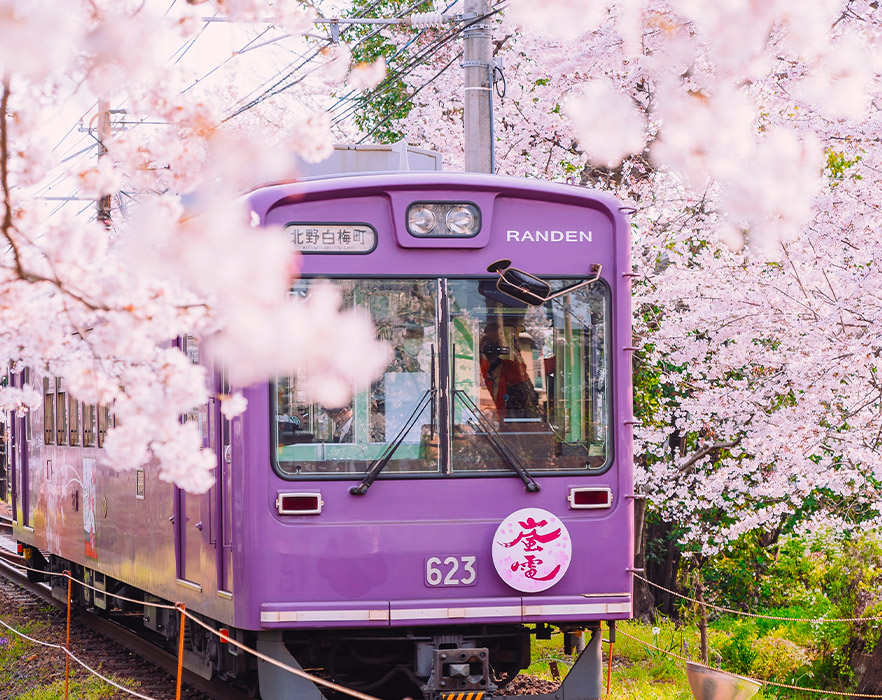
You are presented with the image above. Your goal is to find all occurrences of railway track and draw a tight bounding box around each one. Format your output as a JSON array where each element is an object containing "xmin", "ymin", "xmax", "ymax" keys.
[{"xmin": 0, "ymin": 528, "xmax": 251, "ymax": 700}]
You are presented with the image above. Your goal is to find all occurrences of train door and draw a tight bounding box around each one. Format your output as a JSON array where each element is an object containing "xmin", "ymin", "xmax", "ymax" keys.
[
  {"xmin": 14, "ymin": 370, "xmax": 32, "ymax": 528},
  {"xmin": 9, "ymin": 407, "xmax": 17, "ymax": 522},
  {"xmin": 175, "ymin": 334, "xmax": 207, "ymax": 588},
  {"xmin": 175, "ymin": 486, "xmax": 203, "ymax": 586},
  {"xmin": 212, "ymin": 370, "xmax": 233, "ymax": 595}
]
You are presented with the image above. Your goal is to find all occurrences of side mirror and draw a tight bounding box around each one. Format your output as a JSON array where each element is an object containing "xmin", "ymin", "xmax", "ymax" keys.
[{"xmin": 487, "ymin": 260, "xmax": 602, "ymax": 306}]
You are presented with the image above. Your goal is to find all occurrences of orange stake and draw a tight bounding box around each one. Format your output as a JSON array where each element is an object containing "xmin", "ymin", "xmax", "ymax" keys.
[
  {"xmin": 176, "ymin": 603, "xmax": 186, "ymax": 700},
  {"xmin": 606, "ymin": 641, "xmax": 614, "ymax": 694},
  {"xmin": 64, "ymin": 571, "xmax": 71, "ymax": 700}
]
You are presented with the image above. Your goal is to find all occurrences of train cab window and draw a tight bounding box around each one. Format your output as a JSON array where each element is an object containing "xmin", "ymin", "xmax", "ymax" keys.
[
  {"xmin": 43, "ymin": 378, "xmax": 54, "ymax": 445},
  {"xmin": 448, "ymin": 279, "xmax": 610, "ymax": 473},
  {"xmin": 274, "ymin": 279, "xmax": 440, "ymax": 477},
  {"xmin": 69, "ymin": 398, "xmax": 80, "ymax": 447},
  {"xmin": 56, "ymin": 379, "xmax": 67, "ymax": 446},
  {"xmin": 83, "ymin": 404, "xmax": 95, "ymax": 448}
]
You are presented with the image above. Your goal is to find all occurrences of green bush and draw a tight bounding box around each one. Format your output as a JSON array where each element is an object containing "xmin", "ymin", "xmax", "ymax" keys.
[
  {"xmin": 750, "ymin": 633, "xmax": 812, "ymax": 681},
  {"xmin": 717, "ymin": 622, "xmax": 758, "ymax": 674}
]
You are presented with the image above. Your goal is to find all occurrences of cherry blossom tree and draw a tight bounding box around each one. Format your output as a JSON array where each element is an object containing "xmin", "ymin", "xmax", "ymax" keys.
[
  {"xmin": 382, "ymin": 0, "xmax": 882, "ymax": 553},
  {"xmin": 0, "ymin": 0, "xmax": 389, "ymax": 492}
]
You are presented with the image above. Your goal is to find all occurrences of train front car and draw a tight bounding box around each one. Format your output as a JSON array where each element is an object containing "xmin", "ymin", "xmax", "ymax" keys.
[{"xmin": 242, "ymin": 172, "xmax": 634, "ymax": 700}]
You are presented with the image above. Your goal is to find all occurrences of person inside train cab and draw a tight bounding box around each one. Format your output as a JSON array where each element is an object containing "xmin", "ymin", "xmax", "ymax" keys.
[
  {"xmin": 479, "ymin": 321, "xmax": 540, "ymax": 419},
  {"xmin": 327, "ymin": 405, "xmax": 354, "ymax": 443}
]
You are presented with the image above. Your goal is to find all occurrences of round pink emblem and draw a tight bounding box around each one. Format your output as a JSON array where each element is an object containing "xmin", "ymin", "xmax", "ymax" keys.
[{"xmin": 492, "ymin": 508, "xmax": 572, "ymax": 593}]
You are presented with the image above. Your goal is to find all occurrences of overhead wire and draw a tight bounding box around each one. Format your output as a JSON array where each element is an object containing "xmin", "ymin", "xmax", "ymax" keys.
[
  {"xmin": 326, "ymin": 0, "xmax": 462, "ymax": 126},
  {"xmin": 180, "ymin": 24, "xmax": 276, "ymax": 94},
  {"xmin": 357, "ymin": 49, "xmax": 462, "ymax": 142},
  {"xmin": 328, "ymin": 27, "xmax": 461, "ymax": 128},
  {"xmin": 224, "ymin": 0, "xmax": 432, "ymax": 123},
  {"xmin": 341, "ymin": 3, "xmax": 507, "ymax": 139},
  {"xmin": 328, "ymin": 8, "xmax": 475, "ymax": 126}
]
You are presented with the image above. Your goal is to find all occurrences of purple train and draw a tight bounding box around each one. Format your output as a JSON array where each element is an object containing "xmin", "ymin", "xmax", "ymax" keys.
[{"xmin": 11, "ymin": 170, "xmax": 634, "ymax": 700}]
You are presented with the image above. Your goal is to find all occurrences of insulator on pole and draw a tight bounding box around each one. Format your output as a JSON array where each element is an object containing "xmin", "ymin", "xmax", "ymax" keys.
[{"xmin": 406, "ymin": 11, "xmax": 450, "ymax": 27}]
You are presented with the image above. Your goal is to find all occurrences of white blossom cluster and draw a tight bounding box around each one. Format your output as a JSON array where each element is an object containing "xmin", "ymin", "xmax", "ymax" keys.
[
  {"xmin": 392, "ymin": 0, "xmax": 882, "ymax": 550},
  {"xmin": 0, "ymin": 0, "xmax": 387, "ymax": 492}
]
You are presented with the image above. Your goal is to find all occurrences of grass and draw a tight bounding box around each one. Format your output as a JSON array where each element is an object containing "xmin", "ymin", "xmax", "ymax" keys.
[
  {"xmin": 0, "ymin": 619, "xmax": 139, "ymax": 699},
  {"xmin": 527, "ymin": 621, "xmax": 777, "ymax": 700},
  {"xmin": 15, "ymin": 672, "xmax": 119, "ymax": 700}
]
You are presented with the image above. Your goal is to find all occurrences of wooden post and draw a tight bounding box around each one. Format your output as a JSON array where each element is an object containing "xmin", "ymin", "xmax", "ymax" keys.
[
  {"xmin": 696, "ymin": 577, "xmax": 709, "ymax": 665},
  {"xmin": 176, "ymin": 603, "xmax": 186, "ymax": 700},
  {"xmin": 64, "ymin": 570, "xmax": 72, "ymax": 700}
]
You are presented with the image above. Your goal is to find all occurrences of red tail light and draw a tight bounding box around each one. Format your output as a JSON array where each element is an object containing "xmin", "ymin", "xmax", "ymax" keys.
[
  {"xmin": 275, "ymin": 492, "xmax": 323, "ymax": 515},
  {"xmin": 568, "ymin": 487, "xmax": 612, "ymax": 509}
]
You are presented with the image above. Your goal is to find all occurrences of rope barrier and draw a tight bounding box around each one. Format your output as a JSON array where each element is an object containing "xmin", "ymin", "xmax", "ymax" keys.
[
  {"xmin": 2, "ymin": 559, "xmax": 384, "ymax": 700},
  {"xmin": 606, "ymin": 641, "xmax": 613, "ymax": 695},
  {"xmin": 63, "ymin": 646, "xmax": 160, "ymax": 700},
  {"xmin": 634, "ymin": 573, "xmax": 882, "ymax": 623},
  {"xmin": 177, "ymin": 604, "xmax": 384, "ymax": 700},
  {"xmin": 0, "ymin": 609, "xmax": 159, "ymax": 699},
  {"xmin": 5, "ymin": 557, "xmax": 177, "ymax": 609},
  {"xmin": 6, "ymin": 555, "xmax": 882, "ymax": 698}
]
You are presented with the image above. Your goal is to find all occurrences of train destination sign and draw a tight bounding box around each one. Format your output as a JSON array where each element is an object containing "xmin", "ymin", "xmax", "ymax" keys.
[{"xmin": 286, "ymin": 222, "xmax": 377, "ymax": 254}]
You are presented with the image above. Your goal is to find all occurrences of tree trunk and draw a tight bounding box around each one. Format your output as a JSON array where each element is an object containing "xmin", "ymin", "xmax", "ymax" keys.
[
  {"xmin": 644, "ymin": 517, "xmax": 682, "ymax": 618},
  {"xmin": 661, "ymin": 536, "xmax": 678, "ymax": 616},
  {"xmin": 632, "ymin": 496, "xmax": 656, "ymax": 623},
  {"xmin": 854, "ymin": 633, "xmax": 882, "ymax": 697}
]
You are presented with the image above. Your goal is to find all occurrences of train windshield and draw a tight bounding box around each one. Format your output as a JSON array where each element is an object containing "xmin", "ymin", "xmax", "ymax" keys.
[
  {"xmin": 276, "ymin": 279, "xmax": 440, "ymax": 476},
  {"xmin": 273, "ymin": 278, "xmax": 610, "ymax": 478},
  {"xmin": 448, "ymin": 280, "xmax": 609, "ymax": 473}
]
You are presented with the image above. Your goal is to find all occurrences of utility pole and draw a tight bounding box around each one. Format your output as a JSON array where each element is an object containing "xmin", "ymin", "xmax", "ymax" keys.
[
  {"xmin": 462, "ymin": 0, "xmax": 494, "ymax": 173},
  {"xmin": 96, "ymin": 100, "xmax": 112, "ymax": 229}
]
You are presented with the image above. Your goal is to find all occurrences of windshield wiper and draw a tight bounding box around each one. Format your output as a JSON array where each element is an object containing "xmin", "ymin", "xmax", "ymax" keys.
[
  {"xmin": 350, "ymin": 345, "xmax": 437, "ymax": 497},
  {"xmin": 349, "ymin": 389, "xmax": 434, "ymax": 495},
  {"xmin": 453, "ymin": 390, "xmax": 540, "ymax": 493}
]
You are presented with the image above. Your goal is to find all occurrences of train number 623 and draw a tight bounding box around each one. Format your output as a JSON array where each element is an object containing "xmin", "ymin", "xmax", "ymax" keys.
[{"xmin": 425, "ymin": 556, "xmax": 478, "ymax": 587}]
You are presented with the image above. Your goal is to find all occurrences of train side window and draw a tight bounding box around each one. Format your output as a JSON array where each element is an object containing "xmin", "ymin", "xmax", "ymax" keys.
[
  {"xmin": 24, "ymin": 368, "xmax": 33, "ymax": 442},
  {"xmin": 97, "ymin": 405, "xmax": 109, "ymax": 447},
  {"xmin": 43, "ymin": 377, "xmax": 55, "ymax": 445},
  {"xmin": 69, "ymin": 398, "xmax": 80, "ymax": 447},
  {"xmin": 56, "ymin": 379, "xmax": 67, "ymax": 446},
  {"xmin": 183, "ymin": 333, "xmax": 210, "ymax": 447},
  {"xmin": 83, "ymin": 405, "xmax": 95, "ymax": 448}
]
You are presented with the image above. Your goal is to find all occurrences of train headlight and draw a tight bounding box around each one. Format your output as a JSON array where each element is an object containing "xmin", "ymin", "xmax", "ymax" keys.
[
  {"xmin": 407, "ymin": 205, "xmax": 437, "ymax": 235},
  {"xmin": 446, "ymin": 204, "xmax": 478, "ymax": 236},
  {"xmin": 406, "ymin": 202, "xmax": 481, "ymax": 238}
]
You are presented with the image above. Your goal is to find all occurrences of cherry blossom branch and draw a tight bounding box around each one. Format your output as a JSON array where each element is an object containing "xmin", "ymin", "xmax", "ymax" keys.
[{"xmin": 677, "ymin": 437, "xmax": 744, "ymax": 473}]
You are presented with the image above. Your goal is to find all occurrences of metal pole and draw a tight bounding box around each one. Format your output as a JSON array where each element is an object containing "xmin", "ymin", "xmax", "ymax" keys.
[
  {"xmin": 463, "ymin": 0, "xmax": 493, "ymax": 173},
  {"xmin": 96, "ymin": 100, "xmax": 112, "ymax": 229}
]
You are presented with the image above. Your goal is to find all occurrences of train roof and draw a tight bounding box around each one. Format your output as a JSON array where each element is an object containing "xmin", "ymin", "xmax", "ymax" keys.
[{"xmin": 246, "ymin": 171, "xmax": 625, "ymax": 218}]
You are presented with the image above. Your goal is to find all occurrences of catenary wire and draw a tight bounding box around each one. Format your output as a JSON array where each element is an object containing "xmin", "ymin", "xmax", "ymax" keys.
[
  {"xmin": 324, "ymin": 0, "xmax": 461, "ymax": 119},
  {"xmin": 224, "ymin": 0, "xmax": 432, "ymax": 122},
  {"xmin": 327, "ymin": 5, "xmax": 484, "ymax": 127},
  {"xmin": 357, "ymin": 49, "xmax": 461, "ymax": 141},
  {"xmin": 339, "ymin": 4, "xmax": 505, "ymax": 136}
]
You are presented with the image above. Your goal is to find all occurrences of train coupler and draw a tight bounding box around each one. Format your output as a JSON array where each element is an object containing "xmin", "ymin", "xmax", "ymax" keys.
[{"xmin": 422, "ymin": 647, "xmax": 496, "ymax": 700}]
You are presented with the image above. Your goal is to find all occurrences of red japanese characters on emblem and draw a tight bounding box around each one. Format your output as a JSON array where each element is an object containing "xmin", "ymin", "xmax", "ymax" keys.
[{"xmin": 492, "ymin": 508, "xmax": 572, "ymax": 593}]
